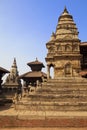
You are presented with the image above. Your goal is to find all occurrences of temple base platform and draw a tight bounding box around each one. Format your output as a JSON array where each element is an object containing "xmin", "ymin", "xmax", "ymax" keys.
[{"xmin": 15, "ymin": 77, "xmax": 87, "ymax": 111}]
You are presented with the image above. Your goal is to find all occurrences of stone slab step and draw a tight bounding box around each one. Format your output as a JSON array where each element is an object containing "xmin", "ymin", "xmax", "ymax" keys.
[
  {"xmin": 36, "ymin": 88, "xmax": 87, "ymax": 93},
  {"xmin": 15, "ymin": 101, "xmax": 87, "ymax": 111},
  {"xmin": 21, "ymin": 98, "xmax": 87, "ymax": 103},
  {"xmin": 47, "ymin": 77, "xmax": 87, "ymax": 83}
]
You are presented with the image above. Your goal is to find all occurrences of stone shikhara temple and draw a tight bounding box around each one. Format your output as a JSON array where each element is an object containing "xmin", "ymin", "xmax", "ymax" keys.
[
  {"xmin": 1, "ymin": 7, "xmax": 87, "ymax": 128},
  {"xmin": 46, "ymin": 7, "xmax": 81, "ymax": 78},
  {"xmin": 2, "ymin": 58, "xmax": 22, "ymax": 97}
]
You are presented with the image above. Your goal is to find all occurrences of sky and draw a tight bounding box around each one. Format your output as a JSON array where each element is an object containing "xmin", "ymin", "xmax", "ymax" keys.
[{"xmin": 0, "ymin": 0, "xmax": 87, "ymax": 77}]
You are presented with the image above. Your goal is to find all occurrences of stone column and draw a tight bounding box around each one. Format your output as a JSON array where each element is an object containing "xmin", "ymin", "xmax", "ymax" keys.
[{"xmin": 47, "ymin": 65, "xmax": 50, "ymax": 79}]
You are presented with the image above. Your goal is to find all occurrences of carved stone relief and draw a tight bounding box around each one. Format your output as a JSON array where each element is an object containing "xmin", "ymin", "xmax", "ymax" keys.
[
  {"xmin": 65, "ymin": 63, "xmax": 72, "ymax": 76},
  {"xmin": 57, "ymin": 44, "xmax": 62, "ymax": 51},
  {"xmin": 73, "ymin": 44, "xmax": 79, "ymax": 51},
  {"xmin": 65, "ymin": 44, "xmax": 72, "ymax": 51},
  {"xmin": 48, "ymin": 46, "xmax": 55, "ymax": 53}
]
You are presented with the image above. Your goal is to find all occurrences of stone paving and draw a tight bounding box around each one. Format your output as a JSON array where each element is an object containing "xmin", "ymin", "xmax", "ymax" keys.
[{"xmin": 1, "ymin": 106, "xmax": 87, "ymax": 128}]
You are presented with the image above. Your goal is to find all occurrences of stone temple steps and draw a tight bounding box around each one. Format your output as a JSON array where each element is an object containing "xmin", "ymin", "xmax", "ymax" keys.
[
  {"xmin": 46, "ymin": 77, "xmax": 87, "ymax": 86},
  {"xmin": 27, "ymin": 93, "xmax": 87, "ymax": 103},
  {"xmin": 16, "ymin": 100, "xmax": 87, "ymax": 111},
  {"xmin": 15, "ymin": 77, "xmax": 87, "ymax": 111}
]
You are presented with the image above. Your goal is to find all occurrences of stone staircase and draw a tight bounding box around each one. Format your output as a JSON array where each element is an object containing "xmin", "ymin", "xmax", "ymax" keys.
[{"xmin": 15, "ymin": 77, "xmax": 87, "ymax": 111}]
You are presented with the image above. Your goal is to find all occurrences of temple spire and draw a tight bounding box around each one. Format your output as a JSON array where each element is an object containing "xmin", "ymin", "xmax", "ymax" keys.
[
  {"xmin": 12, "ymin": 58, "xmax": 17, "ymax": 68},
  {"xmin": 63, "ymin": 6, "xmax": 69, "ymax": 14},
  {"xmin": 3, "ymin": 58, "xmax": 21, "ymax": 85}
]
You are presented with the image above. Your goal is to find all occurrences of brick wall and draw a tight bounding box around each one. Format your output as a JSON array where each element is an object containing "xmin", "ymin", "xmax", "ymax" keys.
[{"xmin": 0, "ymin": 116, "xmax": 87, "ymax": 128}]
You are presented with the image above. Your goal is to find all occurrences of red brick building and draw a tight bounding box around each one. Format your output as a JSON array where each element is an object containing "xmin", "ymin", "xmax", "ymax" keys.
[{"xmin": 80, "ymin": 42, "xmax": 87, "ymax": 77}]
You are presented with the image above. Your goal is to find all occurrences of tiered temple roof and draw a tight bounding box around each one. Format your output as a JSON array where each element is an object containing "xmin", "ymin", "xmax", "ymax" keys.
[{"xmin": 20, "ymin": 58, "xmax": 47, "ymax": 86}]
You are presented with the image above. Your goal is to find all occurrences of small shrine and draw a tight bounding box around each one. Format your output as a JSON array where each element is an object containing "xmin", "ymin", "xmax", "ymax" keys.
[
  {"xmin": 20, "ymin": 58, "xmax": 47, "ymax": 87},
  {"xmin": 3, "ymin": 58, "xmax": 21, "ymax": 95}
]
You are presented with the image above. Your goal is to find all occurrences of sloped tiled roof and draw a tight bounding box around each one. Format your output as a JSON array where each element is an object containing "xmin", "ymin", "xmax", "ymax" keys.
[
  {"xmin": 0, "ymin": 67, "xmax": 9, "ymax": 73},
  {"xmin": 80, "ymin": 42, "xmax": 87, "ymax": 46},
  {"xmin": 27, "ymin": 58, "xmax": 44, "ymax": 67},
  {"xmin": 19, "ymin": 71, "xmax": 47, "ymax": 78}
]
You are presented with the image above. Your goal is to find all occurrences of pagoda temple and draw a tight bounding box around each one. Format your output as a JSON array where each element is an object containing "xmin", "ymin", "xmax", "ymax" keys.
[
  {"xmin": 20, "ymin": 58, "xmax": 47, "ymax": 87},
  {"xmin": 15, "ymin": 7, "xmax": 87, "ymax": 112}
]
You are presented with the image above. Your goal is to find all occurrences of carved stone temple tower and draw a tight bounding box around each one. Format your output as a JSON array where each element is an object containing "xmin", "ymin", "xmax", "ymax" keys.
[
  {"xmin": 16, "ymin": 7, "xmax": 87, "ymax": 112},
  {"xmin": 46, "ymin": 7, "xmax": 81, "ymax": 79},
  {"xmin": 3, "ymin": 58, "xmax": 21, "ymax": 97}
]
